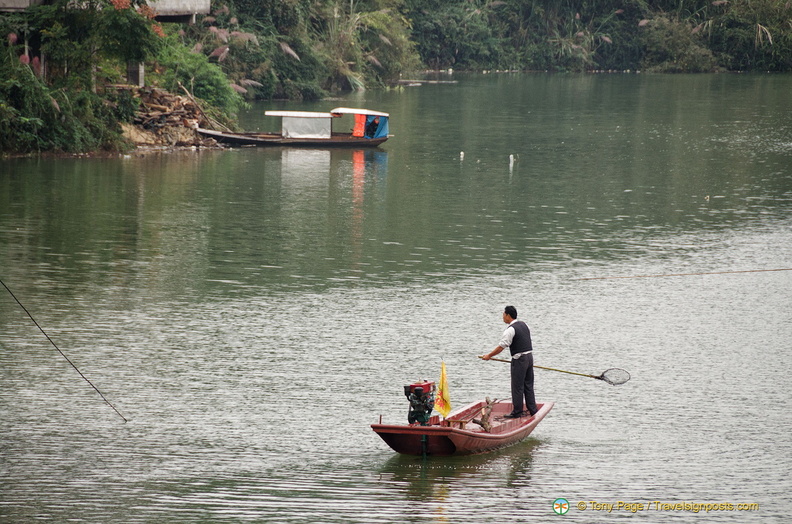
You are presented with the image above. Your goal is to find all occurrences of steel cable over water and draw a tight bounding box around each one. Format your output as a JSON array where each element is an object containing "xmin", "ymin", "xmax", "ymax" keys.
[{"xmin": 0, "ymin": 278, "xmax": 127, "ymax": 422}]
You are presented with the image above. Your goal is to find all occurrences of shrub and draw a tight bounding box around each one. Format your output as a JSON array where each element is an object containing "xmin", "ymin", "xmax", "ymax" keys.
[
  {"xmin": 639, "ymin": 15, "xmax": 719, "ymax": 72},
  {"xmin": 150, "ymin": 33, "xmax": 246, "ymax": 116}
]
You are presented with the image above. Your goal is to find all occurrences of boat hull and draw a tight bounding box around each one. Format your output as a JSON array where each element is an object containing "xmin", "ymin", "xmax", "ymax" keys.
[
  {"xmin": 196, "ymin": 128, "xmax": 388, "ymax": 147},
  {"xmin": 372, "ymin": 400, "xmax": 553, "ymax": 456}
]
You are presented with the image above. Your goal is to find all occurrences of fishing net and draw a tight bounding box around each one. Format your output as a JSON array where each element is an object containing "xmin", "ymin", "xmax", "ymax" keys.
[{"xmin": 598, "ymin": 368, "xmax": 631, "ymax": 386}]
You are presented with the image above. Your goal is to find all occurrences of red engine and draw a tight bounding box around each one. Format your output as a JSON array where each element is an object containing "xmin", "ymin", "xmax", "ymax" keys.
[
  {"xmin": 404, "ymin": 381, "xmax": 435, "ymax": 395},
  {"xmin": 404, "ymin": 381, "xmax": 436, "ymax": 425}
]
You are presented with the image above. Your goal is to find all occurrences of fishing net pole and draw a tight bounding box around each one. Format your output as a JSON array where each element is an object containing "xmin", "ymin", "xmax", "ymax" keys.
[{"xmin": 482, "ymin": 357, "xmax": 631, "ymax": 386}]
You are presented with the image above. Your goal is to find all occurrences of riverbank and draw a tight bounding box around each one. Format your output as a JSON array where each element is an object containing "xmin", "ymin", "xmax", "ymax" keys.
[
  {"xmin": 1, "ymin": 86, "xmax": 224, "ymax": 159},
  {"xmin": 119, "ymin": 85, "xmax": 223, "ymax": 150}
]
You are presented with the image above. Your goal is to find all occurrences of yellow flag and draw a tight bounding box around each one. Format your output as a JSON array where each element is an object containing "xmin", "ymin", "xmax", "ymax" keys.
[{"xmin": 435, "ymin": 361, "xmax": 452, "ymax": 418}]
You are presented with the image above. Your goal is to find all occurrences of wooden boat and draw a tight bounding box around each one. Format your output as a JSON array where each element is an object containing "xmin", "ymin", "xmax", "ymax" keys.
[
  {"xmin": 372, "ymin": 399, "xmax": 554, "ymax": 456},
  {"xmin": 196, "ymin": 107, "xmax": 390, "ymax": 147}
]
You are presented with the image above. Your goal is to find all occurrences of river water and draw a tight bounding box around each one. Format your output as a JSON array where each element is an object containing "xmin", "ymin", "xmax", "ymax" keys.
[{"xmin": 1, "ymin": 73, "xmax": 791, "ymax": 522}]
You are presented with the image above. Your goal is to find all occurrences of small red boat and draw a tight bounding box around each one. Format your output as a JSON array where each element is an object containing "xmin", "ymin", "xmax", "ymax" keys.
[{"xmin": 372, "ymin": 383, "xmax": 554, "ymax": 456}]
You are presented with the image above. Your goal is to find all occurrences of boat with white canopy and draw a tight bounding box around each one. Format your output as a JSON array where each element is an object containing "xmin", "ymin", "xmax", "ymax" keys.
[{"xmin": 195, "ymin": 107, "xmax": 390, "ymax": 147}]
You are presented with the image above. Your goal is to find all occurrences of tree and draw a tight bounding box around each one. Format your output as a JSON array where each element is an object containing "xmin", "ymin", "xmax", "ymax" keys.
[{"xmin": 29, "ymin": 0, "xmax": 162, "ymax": 91}]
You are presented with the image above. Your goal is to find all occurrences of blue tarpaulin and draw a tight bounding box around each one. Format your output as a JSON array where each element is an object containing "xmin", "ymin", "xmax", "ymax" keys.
[{"xmin": 365, "ymin": 115, "xmax": 389, "ymax": 139}]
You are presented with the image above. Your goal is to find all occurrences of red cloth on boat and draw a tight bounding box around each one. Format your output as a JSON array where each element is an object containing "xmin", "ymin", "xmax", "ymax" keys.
[{"xmin": 352, "ymin": 114, "xmax": 366, "ymax": 137}]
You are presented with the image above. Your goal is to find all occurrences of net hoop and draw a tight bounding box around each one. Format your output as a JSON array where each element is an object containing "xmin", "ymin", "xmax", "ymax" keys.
[{"xmin": 599, "ymin": 368, "xmax": 631, "ymax": 386}]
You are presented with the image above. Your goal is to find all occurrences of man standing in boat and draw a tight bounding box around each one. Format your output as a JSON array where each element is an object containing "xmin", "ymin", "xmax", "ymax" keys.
[{"xmin": 480, "ymin": 306, "xmax": 538, "ymax": 419}]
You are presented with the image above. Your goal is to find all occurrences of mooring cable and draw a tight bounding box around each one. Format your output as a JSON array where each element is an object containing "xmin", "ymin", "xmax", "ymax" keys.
[
  {"xmin": 573, "ymin": 268, "xmax": 792, "ymax": 281},
  {"xmin": 0, "ymin": 279, "xmax": 127, "ymax": 423}
]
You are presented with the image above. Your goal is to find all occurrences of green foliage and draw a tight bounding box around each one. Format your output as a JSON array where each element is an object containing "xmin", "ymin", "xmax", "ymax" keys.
[
  {"xmin": 233, "ymin": 0, "xmax": 312, "ymax": 34},
  {"xmin": 180, "ymin": 0, "xmax": 419, "ymax": 97},
  {"xmin": 307, "ymin": 0, "xmax": 420, "ymax": 90},
  {"xmin": 706, "ymin": 0, "xmax": 792, "ymax": 71},
  {"xmin": 639, "ymin": 15, "xmax": 719, "ymax": 72},
  {"xmin": 404, "ymin": 0, "xmax": 792, "ymax": 72},
  {"xmin": 107, "ymin": 88, "xmax": 140, "ymax": 122},
  {"xmin": 0, "ymin": 44, "xmax": 126, "ymax": 153},
  {"xmin": 270, "ymin": 37, "xmax": 328, "ymax": 98},
  {"xmin": 150, "ymin": 33, "xmax": 246, "ymax": 115},
  {"xmin": 0, "ymin": 2, "xmax": 161, "ymax": 154},
  {"xmin": 405, "ymin": 0, "xmax": 506, "ymax": 70},
  {"xmin": 0, "ymin": 100, "xmax": 46, "ymax": 153},
  {"xmin": 28, "ymin": 0, "xmax": 161, "ymax": 90},
  {"xmin": 100, "ymin": 3, "xmax": 163, "ymax": 63},
  {"xmin": 210, "ymin": 0, "xmax": 419, "ymax": 94},
  {"xmin": 352, "ymin": 7, "xmax": 421, "ymax": 85},
  {"xmin": 176, "ymin": 3, "xmax": 328, "ymax": 100}
]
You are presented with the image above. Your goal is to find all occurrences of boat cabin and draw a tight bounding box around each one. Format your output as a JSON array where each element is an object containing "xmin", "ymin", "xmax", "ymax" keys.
[{"xmin": 263, "ymin": 107, "xmax": 389, "ymax": 140}]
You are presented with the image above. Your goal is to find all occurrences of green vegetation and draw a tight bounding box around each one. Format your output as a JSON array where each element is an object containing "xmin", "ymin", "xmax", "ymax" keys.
[
  {"xmin": 2, "ymin": 0, "xmax": 791, "ymax": 154},
  {"xmin": 1, "ymin": 0, "xmax": 164, "ymax": 153},
  {"xmin": 406, "ymin": 0, "xmax": 792, "ymax": 72},
  {"xmin": 152, "ymin": 33, "xmax": 246, "ymax": 115}
]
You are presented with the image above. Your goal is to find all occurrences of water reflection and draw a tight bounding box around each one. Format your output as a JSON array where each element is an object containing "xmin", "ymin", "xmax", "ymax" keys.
[
  {"xmin": 372, "ymin": 440, "xmax": 545, "ymax": 523},
  {"xmin": 3, "ymin": 127, "xmax": 790, "ymax": 298},
  {"xmin": 378, "ymin": 439, "xmax": 542, "ymax": 499},
  {"xmin": 0, "ymin": 147, "xmax": 392, "ymax": 298},
  {"xmin": 275, "ymin": 147, "xmax": 388, "ymax": 253},
  {"xmin": 255, "ymin": 147, "xmax": 390, "ymax": 288}
]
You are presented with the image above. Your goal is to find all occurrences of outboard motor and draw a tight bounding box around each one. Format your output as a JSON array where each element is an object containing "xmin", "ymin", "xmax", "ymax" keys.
[{"xmin": 404, "ymin": 381, "xmax": 436, "ymax": 426}]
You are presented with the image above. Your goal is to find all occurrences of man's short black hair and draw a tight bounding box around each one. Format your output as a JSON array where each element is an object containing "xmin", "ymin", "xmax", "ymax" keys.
[{"xmin": 504, "ymin": 305, "xmax": 517, "ymax": 318}]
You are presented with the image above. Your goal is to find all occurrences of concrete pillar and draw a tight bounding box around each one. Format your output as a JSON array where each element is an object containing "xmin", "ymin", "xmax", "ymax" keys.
[{"xmin": 127, "ymin": 61, "xmax": 144, "ymax": 87}]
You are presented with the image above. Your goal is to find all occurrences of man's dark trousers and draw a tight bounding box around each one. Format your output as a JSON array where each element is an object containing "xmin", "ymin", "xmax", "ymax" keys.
[{"xmin": 511, "ymin": 353, "xmax": 538, "ymax": 415}]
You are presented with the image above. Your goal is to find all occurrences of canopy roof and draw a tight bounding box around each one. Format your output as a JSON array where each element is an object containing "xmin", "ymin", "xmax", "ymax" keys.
[
  {"xmin": 331, "ymin": 107, "xmax": 389, "ymax": 117},
  {"xmin": 264, "ymin": 108, "xmax": 389, "ymax": 119},
  {"xmin": 264, "ymin": 111, "xmax": 336, "ymax": 118}
]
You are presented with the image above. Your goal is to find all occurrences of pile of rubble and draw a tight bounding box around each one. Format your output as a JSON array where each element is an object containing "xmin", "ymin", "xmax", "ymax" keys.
[{"xmin": 115, "ymin": 85, "xmax": 223, "ymax": 149}]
